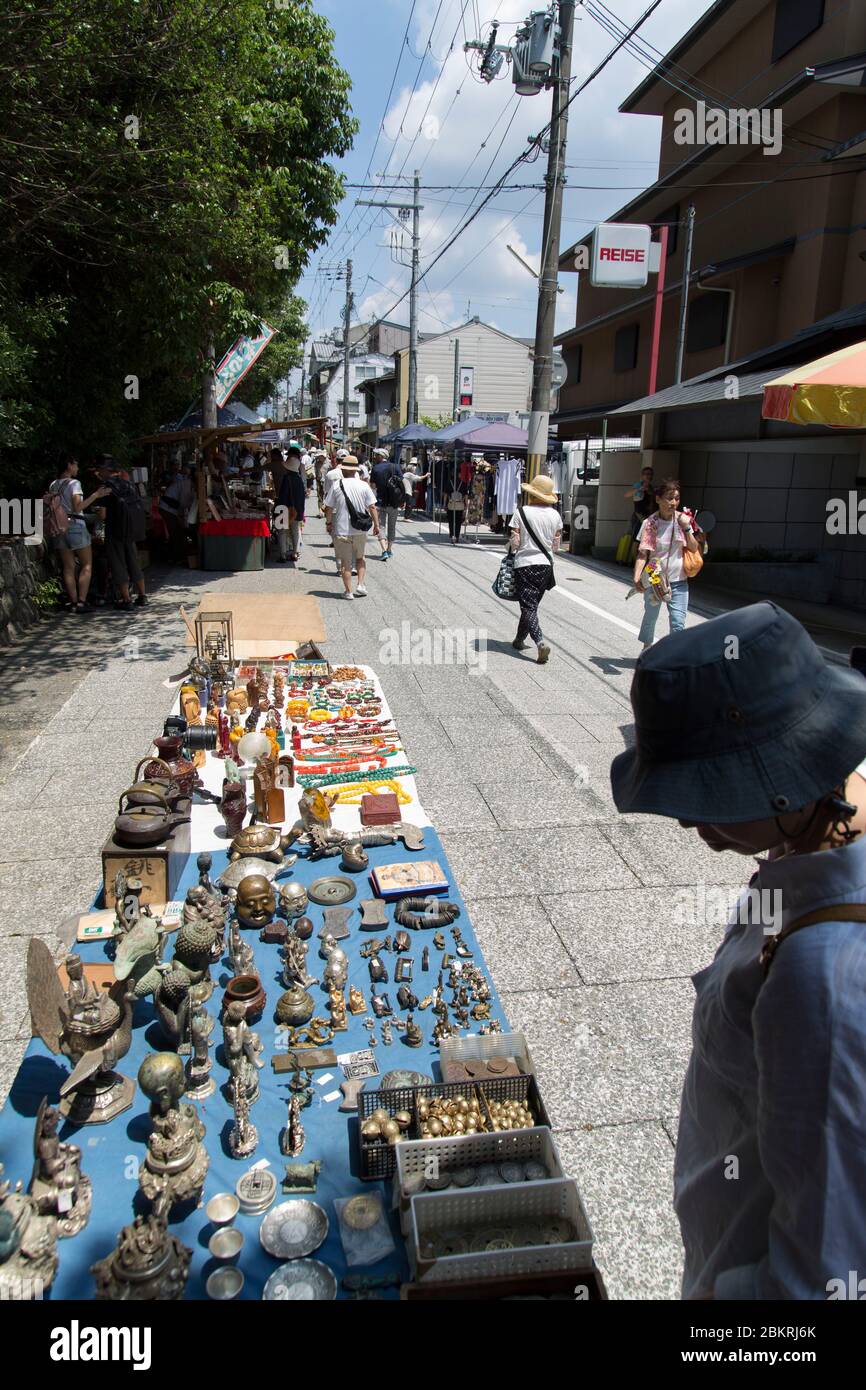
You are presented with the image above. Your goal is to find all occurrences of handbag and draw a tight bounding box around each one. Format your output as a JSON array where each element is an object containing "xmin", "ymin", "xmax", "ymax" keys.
[
  {"xmin": 518, "ymin": 504, "xmax": 557, "ymax": 591},
  {"xmin": 492, "ymin": 550, "xmax": 519, "ymax": 601}
]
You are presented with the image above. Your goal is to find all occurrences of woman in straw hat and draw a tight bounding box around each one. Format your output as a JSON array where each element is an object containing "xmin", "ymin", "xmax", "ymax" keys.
[
  {"xmin": 611, "ymin": 602, "xmax": 866, "ymax": 1299},
  {"xmin": 508, "ymin": 473, "xmax": 562, "ymax": 665}
]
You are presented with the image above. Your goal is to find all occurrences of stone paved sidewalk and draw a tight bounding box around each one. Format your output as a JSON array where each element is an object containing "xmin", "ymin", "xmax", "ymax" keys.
[{"xmin": 0, "ymin": 511, "xmax": 775, "ymax": 1298}]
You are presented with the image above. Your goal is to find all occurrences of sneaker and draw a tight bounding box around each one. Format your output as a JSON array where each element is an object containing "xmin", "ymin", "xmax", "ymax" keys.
[
  {"xmin": 342, "ymin": 591, "xmax": 354, "ymax": 601},
  {"xmin": 134, "ymin": 594, "xmax": 147, "ymax": 607},
  {"xmin": 381, "ymin": 551, "xmax": 389, "ymax": 562},
  {"xmin": 354, "ymin": 584, "xmax": 368, "ymax": 597},
  {"xmin": 536, "ymin": 643, "xmax": 551, "ymax": 665}
]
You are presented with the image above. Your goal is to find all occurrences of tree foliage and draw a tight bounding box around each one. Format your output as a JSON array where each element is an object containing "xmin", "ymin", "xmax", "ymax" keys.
[{"xmin": 0, "ymin": 0, "xmax": 356, "ymax": 476}]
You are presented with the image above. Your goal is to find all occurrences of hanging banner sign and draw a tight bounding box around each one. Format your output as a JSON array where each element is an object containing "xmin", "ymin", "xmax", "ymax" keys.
[
  {"xmin": 214, "ymin": 321, "xmax": 276, "ymax": 406},
  {"xmin": 590, "ymin": 223, "xmax": 652, "ymax": 288},
  {"xmin": 459, "ymin": 366, "xmax": 474, "ymax": 406}
]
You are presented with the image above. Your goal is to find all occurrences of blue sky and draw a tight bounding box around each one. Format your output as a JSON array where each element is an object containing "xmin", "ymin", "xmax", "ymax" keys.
[{"xmin": 299, "ymin": 0, "xmax": 710, "ymax": 352}]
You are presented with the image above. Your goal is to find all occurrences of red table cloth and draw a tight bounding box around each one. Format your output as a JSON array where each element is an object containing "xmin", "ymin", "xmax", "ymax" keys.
[{"xmin": 199, "ymin": 517, "xmax": 270, "ymax": 537}]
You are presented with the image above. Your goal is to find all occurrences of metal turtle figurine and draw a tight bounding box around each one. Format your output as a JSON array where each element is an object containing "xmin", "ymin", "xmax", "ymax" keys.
[{"xmin": 218, "ymin": 823, "xmax": 298, "ymax": 890}]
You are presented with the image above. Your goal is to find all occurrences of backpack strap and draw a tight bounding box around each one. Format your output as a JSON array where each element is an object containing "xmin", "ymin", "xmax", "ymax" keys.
[{"xmin": 760, "ymin": 903, "xmax": 866, "ymax": 976}]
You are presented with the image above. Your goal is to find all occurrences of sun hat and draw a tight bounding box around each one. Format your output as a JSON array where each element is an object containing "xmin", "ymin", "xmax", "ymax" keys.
[
  {"xmin": 372, "ymin": 447, "xmax": 389, "ymax": 459},
  {"xmin": 340, "ymin": 455, "xmax": 360, "ymax": 470},
  {"xmin": 610, "ymin": 602, "xmax": 866, "ymax": 824},
  {"xmin": 521, "ymin": 474, "xmax": 557, "ymax": 503}
]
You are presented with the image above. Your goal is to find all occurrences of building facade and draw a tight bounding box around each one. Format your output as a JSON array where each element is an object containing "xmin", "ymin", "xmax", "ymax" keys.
[
  {"xmin": 393, "ymin": 317, "xmax": 533, "ymax": 427},
  {"xmin": 554, "ymin": 0, "xmax": 866, "ymax": 438}
]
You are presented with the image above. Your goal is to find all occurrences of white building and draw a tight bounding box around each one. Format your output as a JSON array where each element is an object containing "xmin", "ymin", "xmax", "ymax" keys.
[
  {"xmin": 309, "ymin": 342, "xmax": 394, "ymax": 437},
  {"xmin": 393, "ymin": 317, "xmax": 534, "ymax": 427}
]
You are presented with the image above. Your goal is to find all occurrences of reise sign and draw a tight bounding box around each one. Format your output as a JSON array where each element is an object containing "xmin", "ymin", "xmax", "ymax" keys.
[{"xmin": 590, "ymin": 223, "xmax": 652, "ymax": 288}]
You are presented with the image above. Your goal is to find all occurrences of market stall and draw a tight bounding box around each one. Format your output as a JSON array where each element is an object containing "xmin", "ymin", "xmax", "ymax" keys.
[{"xmin": 0, "ymin": 630, "xmax": 602, "ymax": 1302}]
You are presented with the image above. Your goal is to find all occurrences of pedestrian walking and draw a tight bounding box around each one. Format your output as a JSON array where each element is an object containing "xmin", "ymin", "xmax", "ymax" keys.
[
  {"xmin": 631, "ymin": 479, "xmax": 700, "ymax": 650},
  {"xmin": 623, "ymin": 464, "xmax": 655, "ymax": 539},
  {"xmin": 46, "ymin": 456, "xmax": 99, "ymax": 612},
  {"xmin": 370, "ymin": 447, "xmax": 405, "ymax": 559},
  {"xmin": 312, "ymin": 449, "xmax": 330, "ymax": 514},
  {"xmin": 402, "ymin": 457, "xmax": 429, "ymax": 518},
  {"xmin": 508, "ymin": 473, "xmax": 562, "ymax": 665},
  {"xmin": 323, "ymin": 456, "xmax": 380, "ymax": 600},
  {"xmin": 89, "ymin": 457, "xmax": 147, "ymax": 610},
  {"xmin": 158, "ymin": 459, "xmax": 194, "ymax": 565},
  {"xmin": 446, "ymin": 480, "xmax": 467, "ymax": 544},
  {"xmin": 611, "ymin": 602, "xmax": 866, "ymax": 1299},
  {"xmin": 275, "ymin": 445, "xmax": 306, "ymax": 562}
]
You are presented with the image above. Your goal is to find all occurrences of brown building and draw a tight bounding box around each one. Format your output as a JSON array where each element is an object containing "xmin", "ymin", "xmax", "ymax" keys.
[{"xmin": 555, "ymin": 0, "xmax": 866, "ymax": 437}]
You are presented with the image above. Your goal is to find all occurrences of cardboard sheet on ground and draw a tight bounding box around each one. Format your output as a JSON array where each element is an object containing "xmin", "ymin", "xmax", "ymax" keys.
[{"xmin": 186, "ymin": 593, "xmax": 326, "ymax": 658}]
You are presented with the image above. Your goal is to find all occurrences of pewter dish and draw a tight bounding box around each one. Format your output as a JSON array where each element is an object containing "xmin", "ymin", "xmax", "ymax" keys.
[
  {"xmin": 259, "ymin": 1200, "xmax": 329, "ymax": 1259},
  {"xmin": 206, "ymin": 1192, "xmax": 240, "ymax": 1225},
  {"xmin": 206, "ymin": 1267, "xmax": 244, "ymax": 1300},
  {"xmin": 380, "ymin": 1069, "xmax": 433, "ymax": 1089},
  {"xmin": 262, "ymin": 1259, "xmax": 337, "ymax": 1301},
  {"xmin": 209, "ymin": 1227, "xmax": 244, "ymax": 1260},
  {"xmin": 307, "ymin": 875, "xmax": 357, "ymax": 906},
  {"xmin": 498, "ymin": 1161, "xmax": 525, "ymax": 1184}
]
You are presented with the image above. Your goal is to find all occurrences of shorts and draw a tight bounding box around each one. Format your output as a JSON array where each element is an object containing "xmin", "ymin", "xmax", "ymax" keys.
[
  {"xmin": 105, "ymin": 536, "xmax": 143, "ymax": 588},
  {"xmin": 333, "ymin": 534, "xmax": 368, "ymax": 566},
  {"xmin": 51, "ymin": 517, "xmax": 90, "ymax": 552}
]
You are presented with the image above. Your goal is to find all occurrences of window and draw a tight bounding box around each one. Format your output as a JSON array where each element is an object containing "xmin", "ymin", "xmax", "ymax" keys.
[
  {"xmin": 654, "ymin": 203, "xmax": 679, "ymax": 257},
  {"xmin": 338, "ymin": 399, "xmax": 361, "ymax": 416},
  {"xmin": 354, "ymin": 365, "xmax": 373, "ymax": 384},
  {"xmin": 613, "ymin": 323, "xmax": 639, "ymax": 373},
  {"xmin": 772, "ymin": 0, "xmax": 824, "ymax": 62},
  {"xmin": 687, "ymin": 293, "xmax": 729, "ymax": 353}
]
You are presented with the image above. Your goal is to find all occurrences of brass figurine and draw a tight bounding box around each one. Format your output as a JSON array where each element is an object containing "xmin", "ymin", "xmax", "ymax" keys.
[
  {"xmin": 137, "ymin": 1053, "xmax": 209, "ymax": 1211},
  {"xmin": 28, "ymin": 1098, "xmax": 92, "ymax": 1238}
]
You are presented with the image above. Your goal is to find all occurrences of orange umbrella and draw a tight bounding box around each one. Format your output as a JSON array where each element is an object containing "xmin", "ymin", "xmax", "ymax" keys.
[{"xmin": 762, "ymin": 340, "xmax": 866, "ymax": 428}]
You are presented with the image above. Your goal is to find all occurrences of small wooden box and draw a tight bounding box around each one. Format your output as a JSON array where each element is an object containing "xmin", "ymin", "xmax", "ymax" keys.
[
  {"xmin": 102, "ymin": 819, "xmax": 191, "ymax": 909},
  {"xmin": 360, "ymin": 792, "xmax": 401, "ymax": 827}
]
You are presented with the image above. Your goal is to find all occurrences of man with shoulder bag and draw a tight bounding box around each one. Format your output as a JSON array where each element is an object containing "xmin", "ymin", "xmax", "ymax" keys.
[{"xmin": 323, "ymin": 455, "xmax": 380, "ymax": 600}]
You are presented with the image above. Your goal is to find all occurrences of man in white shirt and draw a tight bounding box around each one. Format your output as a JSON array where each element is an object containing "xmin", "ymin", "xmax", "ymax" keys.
[{"xmin": 323, "ymin": 456, "xmax": 380, "ymax": 600}]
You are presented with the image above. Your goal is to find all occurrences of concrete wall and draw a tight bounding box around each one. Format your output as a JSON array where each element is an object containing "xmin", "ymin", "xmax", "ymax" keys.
[{"xmin": 595, "ymin": 449, "xmax": 680, "ymax": 551}]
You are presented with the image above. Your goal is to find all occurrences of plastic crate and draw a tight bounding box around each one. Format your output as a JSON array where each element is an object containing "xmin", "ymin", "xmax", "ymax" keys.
[
  {"xmin": 394, "ymin": 1127, "xmax": 564, "ymax": 1235},
  {"xmin": 357, "ymin": 1074, "xmax": 550, "ymax": 1181},
  {"xmin": 408, "ymin": 1178, "xmax": 594, "ymax": 1284},
  {"xmin": 439, "ymin": 1030, "xmax": 536, "ymax": 1079}
]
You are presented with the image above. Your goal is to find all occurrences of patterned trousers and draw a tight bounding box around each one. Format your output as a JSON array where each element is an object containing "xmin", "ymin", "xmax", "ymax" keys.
[{"xmin": 514, "ymin": 564, "xmax": 550, "ymax": 644}]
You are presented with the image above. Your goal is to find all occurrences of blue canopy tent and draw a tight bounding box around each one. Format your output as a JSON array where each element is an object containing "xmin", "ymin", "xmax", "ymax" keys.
[{"xmin": 379, "ymin": 422, "xmax": 438, "ymax": 444}]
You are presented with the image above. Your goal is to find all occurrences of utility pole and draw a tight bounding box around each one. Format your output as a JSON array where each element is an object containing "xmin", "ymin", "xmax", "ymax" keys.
[
  {"xmin": 342, "ymin": 258, "xmax": 353, "ymax": 441},
  {"xmin": 299, "ymin": 357, "xmax": 306, "ymax": 419},
  {"xmin": 674, "ymin": 205, "xmax": 696, "ymax": 384},
  {"xmin": 452, "ymin": 337, "xmax": 460, "ymax": 422},
  {"xmin": 408, "ymin": 170, "xmax": 420, "ymax": 425},
  {"xmin": 526, "ymin": 0, "xmax": 575, "ymax": 482},
  {"xmin": 357, "ymin": 175, "xmax": 423, "ymax": 425}
]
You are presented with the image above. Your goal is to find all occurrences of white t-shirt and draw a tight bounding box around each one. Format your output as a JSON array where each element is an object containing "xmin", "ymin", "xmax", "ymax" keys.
[
  {"xmin": 324, "ymin": 476, "xmax": 377, "ymax": 538},
  {"xmin": 51, "ymin": 477, "xmax": 82, "ymax": 514},
  {"xmin": 636, "ymin": 514, "xmax": 693, "ymax": 584},
  {"xmin": 509, "ymin": 505, "xmax": 563, "ymax": 569}
]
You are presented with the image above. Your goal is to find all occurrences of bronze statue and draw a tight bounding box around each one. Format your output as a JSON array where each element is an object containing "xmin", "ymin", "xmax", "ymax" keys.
[
  {"xmin": 282, "ymin": 1094, "xmax": 306, "ymax": 1157},
  {"xmin": 92, "ymin": 1212, "xmax": 191, "ymax": 1301},
  {"xmin": 28, "ymin": 1098, "xmax": 91, "ymax": 1238},
  {"xmin": 228, "ymin": 1075, "xmax": 258, "ymax": 1158},
  {"xmin": 185, "ymin": 1001, "xmax": 215, "ymax": 1099},
  {"xmin": 281, "ymin": 931, "xmax": 318, "ymax": 989},
  {"xmin": 153, "ymin": 966, "xmax": 192, "ymax": 1052},
  {"xmin": 0, "ymin": 1165, "xmax": 58, "ymax": 1300},
  {"xmin": 328, "ymin": 987, "xmax": 348, "ymax": 1032},
  {"xmin": 137, "ymin": 1053, "xmax": 209, "ymax": 1211},
  {"xmin": 234, "ymin": 873, "xmax": 276, "ymax": 932},
  {"xmin": 27, "ymin": 941, "xmax": 136, "ymax": 1125},
  {"xmin": 171, "ymin": 900, "xmax": 218, "ymax": 1002},
  {"xmin": 222, "ymin": 1000, "xmax": 264, "ymax": 1105}
]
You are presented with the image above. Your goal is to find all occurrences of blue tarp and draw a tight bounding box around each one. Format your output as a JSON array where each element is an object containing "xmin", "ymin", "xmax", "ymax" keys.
[{"xmin": 378, "ymin": 423, "xmax": 438, "ymax": 445}]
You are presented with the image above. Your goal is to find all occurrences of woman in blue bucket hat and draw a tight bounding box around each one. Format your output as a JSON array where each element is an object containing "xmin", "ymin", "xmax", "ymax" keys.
[{"xmin": 611, "ymin": 602, "xmax": 866, "ymax": 1300}]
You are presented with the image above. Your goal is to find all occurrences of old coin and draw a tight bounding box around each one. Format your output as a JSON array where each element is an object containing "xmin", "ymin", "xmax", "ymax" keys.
[
  {"xmin": 498, "ymin": 1161, "xmax": 525, "ymax": 1184},
  {"xmin": 523, "ymin": 1160, "xmax": 548, "ymax": 1182},
  {"xmin": 451, "ymin": 1167, "xmax": 477, "ymax": 1189},
  {"xmin": 425, "ymin": 1172, "xmax": 451, "ymax": 1192},
  {"xmin": 343, "ymin": 1194, "xmax": 381, "ymax": 1231},
  {"xmin": 307, "ymin": 876, "xmax": 357, "ymax": 906}
]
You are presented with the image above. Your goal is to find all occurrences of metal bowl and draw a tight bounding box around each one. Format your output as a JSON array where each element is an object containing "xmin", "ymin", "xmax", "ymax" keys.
[
  {"xmin": 259, "ymin": 1200, "xmax": 328, "ymax": 1260},
  {"xmin": 262, "ymin": 1259, "xmax": 337, "ymax": 1301},
  {"xmin": 380, "ymin": 1069, "xmax": 433, "ymax": 1090},
  {"xmin": 206, "ymin": 1192, "xmax": 240, "ymax": 1226},
  {"xmin": 208, "ymin": 1227, "xmax": 244, "ymax": 1260},
  {"xmin": 206, "ymin": 1266, "xmax": 245, "ymax": 1300}
]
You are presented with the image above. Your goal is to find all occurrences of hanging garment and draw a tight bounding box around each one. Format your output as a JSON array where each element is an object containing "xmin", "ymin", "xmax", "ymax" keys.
[
  {"xmin": 495, "ymin": 457, "xmax": 521, "ymax": 516},
  {"xmin": 466, "ymin": 467, "xmax": 487, "ymax": 526}
]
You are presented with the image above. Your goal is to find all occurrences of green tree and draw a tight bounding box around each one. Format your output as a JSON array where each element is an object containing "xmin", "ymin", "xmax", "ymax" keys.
[{"xmin": 0, "ymin": 0, "xmax": 356, "ymax": 480}]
